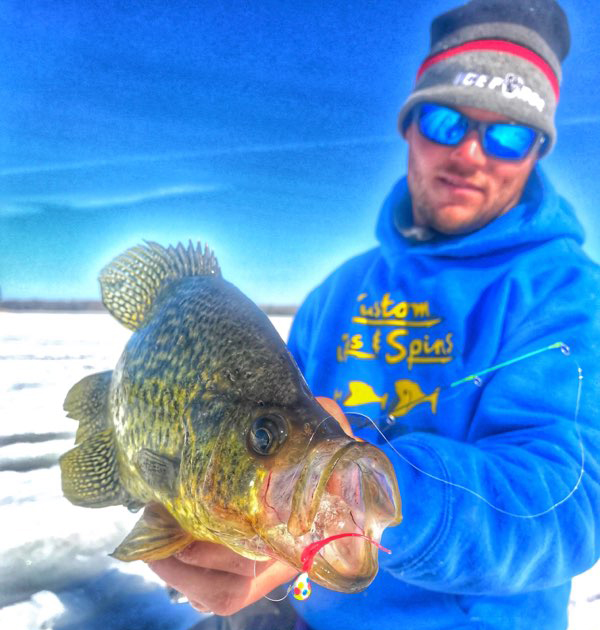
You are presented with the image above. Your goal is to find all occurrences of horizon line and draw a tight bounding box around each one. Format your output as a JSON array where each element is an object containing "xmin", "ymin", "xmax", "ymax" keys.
[{"xmin": 0, "ymin": 299, "xmax": 298, "ymax": 316}]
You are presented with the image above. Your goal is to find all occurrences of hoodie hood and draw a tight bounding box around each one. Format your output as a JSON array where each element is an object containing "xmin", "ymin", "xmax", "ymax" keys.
[{"xmin": 376, "ymin": 166, "xmax": 584, "ymax": 266}]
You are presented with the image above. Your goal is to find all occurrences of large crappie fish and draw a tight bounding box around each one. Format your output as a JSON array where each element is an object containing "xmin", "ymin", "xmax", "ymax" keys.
[{"xmin": 60, "ymin": 242, "xmax": 402, "ymax": 593}]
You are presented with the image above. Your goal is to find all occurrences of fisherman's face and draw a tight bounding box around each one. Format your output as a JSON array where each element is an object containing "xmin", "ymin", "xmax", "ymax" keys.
[{"xmin": 405, "ymin": 105, "xmax": 539, "ymax": 235}]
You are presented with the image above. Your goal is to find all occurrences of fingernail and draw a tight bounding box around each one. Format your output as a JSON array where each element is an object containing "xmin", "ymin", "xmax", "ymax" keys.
[{"xmin": 174, "ymin": 544, "xmax": 192, "ymax": 560}]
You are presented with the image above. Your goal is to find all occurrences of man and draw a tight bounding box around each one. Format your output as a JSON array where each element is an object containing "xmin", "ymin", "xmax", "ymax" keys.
[{"xmin": 149, "ymin": 1, "xmax": 600, "ymax": 628}]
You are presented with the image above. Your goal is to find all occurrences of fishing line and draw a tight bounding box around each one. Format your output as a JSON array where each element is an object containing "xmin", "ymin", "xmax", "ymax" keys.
[
  {"xmin": 302, "ymin": 415, "xmax": 332, "ymax": 452},
  {"xmin": 346, "ymin": 341, "xmax": 585, "ymax": 519},
  {"xmin": 263, "ymin": 583, "xmax": 294, "ymax": 602},
  {"xmin": 254, "ymin": 559, "xmax": 294, "ymax": 602}
]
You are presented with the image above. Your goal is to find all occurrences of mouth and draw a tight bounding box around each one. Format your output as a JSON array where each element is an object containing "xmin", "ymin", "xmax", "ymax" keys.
[
  {"xmin": 285, "ymin": 441, "xmax": 402, "ymax": 592},
  {"xmin": 437, "ymin": 174, "xmax": 484, "ymax": 196}
]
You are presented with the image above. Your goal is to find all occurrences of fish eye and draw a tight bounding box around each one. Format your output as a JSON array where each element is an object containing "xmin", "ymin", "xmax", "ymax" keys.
[{"xmin": 248, "ymin": 414, "xmax": 288, "ymax": 456}]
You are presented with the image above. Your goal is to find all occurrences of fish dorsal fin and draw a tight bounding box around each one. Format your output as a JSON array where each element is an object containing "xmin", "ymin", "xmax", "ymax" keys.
[
  {"xmin": 63, "ymin": 371, "xmax": 112, "ymax": 444},
  {"xmin": 111, "ymin": 503, "xmax": 195, "ymax": 562},
  {"xmin": 99, "ymin": 241, "xmax": 221, "ymax": 331}
]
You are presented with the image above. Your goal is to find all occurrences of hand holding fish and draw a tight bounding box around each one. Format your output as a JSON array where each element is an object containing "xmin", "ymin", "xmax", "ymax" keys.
[{"xmin": 148, "ymin": 540, "xmax": 297, "ymax": 615}]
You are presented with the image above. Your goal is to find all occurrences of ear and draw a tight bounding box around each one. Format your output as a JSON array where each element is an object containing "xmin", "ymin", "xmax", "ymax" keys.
[{"xmin": 403, "ymin": 121, "xmax": 417, "ymax": 145}]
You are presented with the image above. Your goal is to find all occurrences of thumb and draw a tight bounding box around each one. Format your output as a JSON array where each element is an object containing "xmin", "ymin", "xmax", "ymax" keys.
[{"xmin": 315, "ymin": 396, "xmax": 357, "ymax": 439}]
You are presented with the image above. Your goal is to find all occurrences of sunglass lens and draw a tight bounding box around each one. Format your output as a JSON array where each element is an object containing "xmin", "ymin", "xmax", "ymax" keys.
[
  {"xmin": 419, "ymin": 104, "xmax": 467, "ymax": 146},
  {"xmin": 484, "ymin": 124, "xmax": 537, "ymax": 159}
]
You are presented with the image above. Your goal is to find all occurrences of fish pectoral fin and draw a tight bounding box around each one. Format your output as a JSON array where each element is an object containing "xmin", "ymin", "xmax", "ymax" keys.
[
  {"xmin": 63, "ymin": 371, "xmax": 112, "ymax": 444},
  {"xmin": 59, "ymin": 428, "xmax": 123, "ymax": 507},
  {"xmin": 135, "ymin": 449, "xmax": 180, "ymax": 493},
  {"xmin": 111, "ymin": 503, "xmax": 195, "ymax": 562}
]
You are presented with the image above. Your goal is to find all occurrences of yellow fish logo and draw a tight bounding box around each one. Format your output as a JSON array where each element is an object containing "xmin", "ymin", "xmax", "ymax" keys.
[
  {"xmin": 343, "ymin": 381, "xmax": 389, "ymax": 409},
  {"xmin": 342, "ymin": 379, "xmax": 439, "ymax": 417},
  {"xmin": 389, "ymin": 379, "xmax": 440, "ymax": 417}
]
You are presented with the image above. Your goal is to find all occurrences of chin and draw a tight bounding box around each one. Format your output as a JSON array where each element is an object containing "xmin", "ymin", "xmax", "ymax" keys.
[{"xmin": 429, "ymin": 208, "xmax": 483, "ymax": 235}]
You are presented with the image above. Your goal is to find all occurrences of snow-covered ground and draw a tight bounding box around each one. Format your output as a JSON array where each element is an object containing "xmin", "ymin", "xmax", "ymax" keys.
[{"xmin": 1, "ymin": 311, "xmax": 598, "ymax": 629}]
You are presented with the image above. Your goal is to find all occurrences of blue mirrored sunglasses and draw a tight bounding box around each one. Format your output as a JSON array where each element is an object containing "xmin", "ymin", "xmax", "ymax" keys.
[{"xmin": 415, "ymin": 103, "xmax": 546, "ymax": 160}]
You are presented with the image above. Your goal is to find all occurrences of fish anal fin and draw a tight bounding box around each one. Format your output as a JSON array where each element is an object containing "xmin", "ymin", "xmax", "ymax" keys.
[
  {"xmin": 59, "ymin": 428, "xmax": 123, "ymax": 507},
  {"xmin": 135, "ymin": 449, "xmax": 180, "ymax": 494},
  {"xmin": 63, "ymin": 371, "xmax": 112, "ymax": 444},
  {"xmin": 111, "ymin": 503, "xmax": 195, "ymax": 562}
]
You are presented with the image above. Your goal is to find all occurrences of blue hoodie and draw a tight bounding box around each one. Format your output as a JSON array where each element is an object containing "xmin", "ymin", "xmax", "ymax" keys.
[{"xmin": 287, "ymin": 168, "xmax": 600, "ymax": 630}]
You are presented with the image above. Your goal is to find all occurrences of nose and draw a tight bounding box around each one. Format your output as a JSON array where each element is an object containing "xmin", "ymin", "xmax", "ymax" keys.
[{"xmin": 449, "ymin": 131, "xmax": 486, "ymax": 167}]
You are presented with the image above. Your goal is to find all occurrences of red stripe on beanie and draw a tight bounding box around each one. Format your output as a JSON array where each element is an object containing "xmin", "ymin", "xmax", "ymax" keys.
[{"xmin": 417, "ymin": 39, "xmax": 560, "ymax": 100}]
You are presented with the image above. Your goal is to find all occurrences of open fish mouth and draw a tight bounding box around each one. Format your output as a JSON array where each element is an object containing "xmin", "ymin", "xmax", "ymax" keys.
[{"xmin": 286, "ymin": 441, "xmax": 402, "ymax": 592}]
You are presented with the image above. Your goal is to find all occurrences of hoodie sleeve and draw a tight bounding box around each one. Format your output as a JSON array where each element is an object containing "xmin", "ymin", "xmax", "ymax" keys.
[{"xmin": 376, "ymin": 262, "xmax": 600, "ymax": 595}]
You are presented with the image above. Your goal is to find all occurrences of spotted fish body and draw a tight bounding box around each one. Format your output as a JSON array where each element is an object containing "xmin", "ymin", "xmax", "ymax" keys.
[{"xmin": 60, "ymin": 242, "xmax": 402, "ymax": 593}]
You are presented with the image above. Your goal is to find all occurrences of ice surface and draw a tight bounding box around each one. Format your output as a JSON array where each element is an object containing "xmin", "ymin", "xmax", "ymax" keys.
[
  {"xmin": 0, "ymin": 591, "xmax": 66, "ymax": 629},
  {"xmin": 0, "ymin": 311, "xmax": 597, "ymax": 629}
]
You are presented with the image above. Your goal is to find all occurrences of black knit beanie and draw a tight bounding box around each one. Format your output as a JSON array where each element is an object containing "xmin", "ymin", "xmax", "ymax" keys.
[{"xmin": 398, "ymin": 0, "xmax": 571, "ymax": 153}]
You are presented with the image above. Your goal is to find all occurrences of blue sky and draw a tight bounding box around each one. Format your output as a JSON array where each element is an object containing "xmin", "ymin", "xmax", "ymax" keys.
[{"xmin": 2, "ymin": 0, "xmax": 600, "ymax": 305}]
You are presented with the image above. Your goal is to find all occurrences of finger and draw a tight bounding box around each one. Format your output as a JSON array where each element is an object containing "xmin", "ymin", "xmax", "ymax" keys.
[
  {"xmin": 243, "ymin": 561, "xmax": 298, "ymax": 603},
  {"xmin": 174, "ymin": 540, "xmax": 273, "ymax": 577},
  {"xmin": 149, "ymin": 556, "xmax": 251, "ymax": 615},
  {"xmin": 148, "ymin": 556, "xmax": 296, "ymax": 616},
  {"xmin": 188, "ymin": 599, "xmax": 211, "ymax": 613},
  {"xmin": 315, "ymin": 396, "xmax": 356, "ymax": 438}
]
